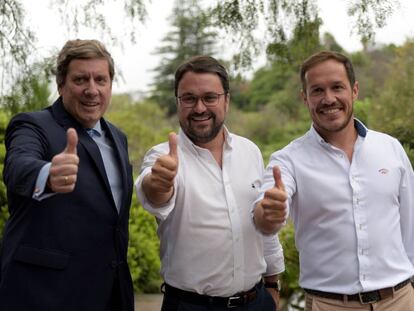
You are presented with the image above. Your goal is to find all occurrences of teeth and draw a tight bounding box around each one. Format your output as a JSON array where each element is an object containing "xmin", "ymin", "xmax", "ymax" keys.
[
  {"xmin": 191, "ymin": 116, "xmax": 210, "ymax": 121},
  {"xmin": 321, "ymin": 108, "xmax": 340, "ymax": 114}
]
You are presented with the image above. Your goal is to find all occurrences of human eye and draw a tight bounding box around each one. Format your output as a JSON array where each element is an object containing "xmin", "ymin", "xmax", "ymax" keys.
[
  {"xmin": 310, "ymin": 87, "xmax": 323, "ymax": 96},
  {"xmin": 180, "ymin": 95, "xmax": 197, "ymax": 105},
  {"xmin": 333, "ymin": 84, "xmax": 345, "ymax": 91},
  {"xmin": 73, "ymin": 76, "xmax": 87, "ymax": 84},
  {"xmin": 202, "ymin": 93, "xmax": 219, "ymax": 103},
  {"xmin": 95, "ymin": 75, "xmax": 108, "ymax": 85}
]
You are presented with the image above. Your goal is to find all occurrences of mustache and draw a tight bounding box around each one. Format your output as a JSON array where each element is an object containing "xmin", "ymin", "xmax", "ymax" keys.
[
  {"xmin": 317, "ymin": 103, "xmax": 343, "ymax": 111},
  {"xmin": 188, "ymin": 112, "xmax": 214, "ymax": 119}
]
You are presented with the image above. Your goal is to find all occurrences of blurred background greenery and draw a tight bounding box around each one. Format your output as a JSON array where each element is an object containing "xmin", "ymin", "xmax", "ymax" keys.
[{"xmin": 1, "ymin": 0, "xmax": 413, "ymax": 308}]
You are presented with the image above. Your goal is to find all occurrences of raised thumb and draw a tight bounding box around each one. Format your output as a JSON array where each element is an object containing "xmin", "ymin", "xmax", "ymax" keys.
[
  {"xmin": 64, "ymin": 128, "xmax": 78, "ymax": 154},
  {"xmin": 168, "ymin": 132, "xmax": 178, "ymax": 159},
  {"xmin": 273, "ymin": 165, "xmax": 285, "ymax": 192}
]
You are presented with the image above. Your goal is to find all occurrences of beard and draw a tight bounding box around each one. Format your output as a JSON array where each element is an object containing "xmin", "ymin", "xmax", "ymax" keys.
[
  {"xmin": 313, "ymin": 102, "xmax": 354, "ymax": 134},
  {"xmin": 180, "ymin": 112, "xmax": 224, "ymax": 144}
]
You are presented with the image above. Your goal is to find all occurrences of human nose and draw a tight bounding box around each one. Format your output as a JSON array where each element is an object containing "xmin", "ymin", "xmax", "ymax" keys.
[
  {"xmin": 192, "ymin": 97, "xmax": 207, "ymax": 112},
  {"xmin": 321, "ymin": 89, "xmax": 336, "ymax": 105},
  {"xmin": 84, "ymin": 79, "xmax": 99, "ymax": 96}
]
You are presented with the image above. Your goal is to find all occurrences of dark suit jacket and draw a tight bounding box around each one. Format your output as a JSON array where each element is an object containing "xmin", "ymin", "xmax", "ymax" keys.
[{"xmin": 0, "ymin": 98, "xmax": 134, "ymax": 311}]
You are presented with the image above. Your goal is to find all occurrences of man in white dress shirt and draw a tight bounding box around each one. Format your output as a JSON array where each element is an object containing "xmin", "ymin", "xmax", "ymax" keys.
[
  {"xmin": 254, "ymin": 50, "xmax": 414, "ymax": 310},
  {"xmin": 136, "ymin": 56, "xmax": 285, "ymax": 310}
]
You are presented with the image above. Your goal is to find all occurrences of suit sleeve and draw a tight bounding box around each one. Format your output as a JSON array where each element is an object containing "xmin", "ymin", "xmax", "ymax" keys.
[{"xmin": 4, "ymin": 114, "xmax": 50, "ymax": 198}]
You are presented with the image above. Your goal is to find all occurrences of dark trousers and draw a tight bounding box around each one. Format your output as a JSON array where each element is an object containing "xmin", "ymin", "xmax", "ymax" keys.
[{"xmin": 161, "ymin": 283, "xmax": 276, "ymax": 311}]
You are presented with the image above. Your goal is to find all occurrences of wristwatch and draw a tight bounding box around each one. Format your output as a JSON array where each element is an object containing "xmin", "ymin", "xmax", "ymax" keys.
[{"xmin": 264, "ymin": 280, "xmax": 281, "ymax": 292}]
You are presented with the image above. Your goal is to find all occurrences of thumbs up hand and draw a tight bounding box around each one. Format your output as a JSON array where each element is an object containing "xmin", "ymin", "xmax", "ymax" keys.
[
  {"xmin": 48, "ymin": 128, "xmax": 79, "ymax": 193},
  {"xmin": 255, "ymin": 166, "xmax": 288, "ymax": 234},
  {"xmin": 142, "ymin": 133, "xmax": 179, "ymax": 205}
]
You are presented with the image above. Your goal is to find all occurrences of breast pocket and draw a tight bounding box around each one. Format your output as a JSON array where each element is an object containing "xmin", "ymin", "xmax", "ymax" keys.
[{"xmin": 14, "ymin": 245, "xmax": 69, "ymax": 270}]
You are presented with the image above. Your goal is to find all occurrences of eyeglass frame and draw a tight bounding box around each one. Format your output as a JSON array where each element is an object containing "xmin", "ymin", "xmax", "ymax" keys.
[{"xmin": 176, "ymin": 92, "xmax": 227, "ymax": 108}]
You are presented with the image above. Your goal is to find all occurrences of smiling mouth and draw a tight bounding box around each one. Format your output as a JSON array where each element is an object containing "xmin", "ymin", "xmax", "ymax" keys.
[
  {"xmin": 190, "ymin": 114, "xmax": 212, "ymax": 122},
  {"xmin": 318, "ymin": 106, "xmax": 342, "ymax": 115},
  {"xmin": 82, "ymin": 102, "xmax": 99, "ymax": 107}
]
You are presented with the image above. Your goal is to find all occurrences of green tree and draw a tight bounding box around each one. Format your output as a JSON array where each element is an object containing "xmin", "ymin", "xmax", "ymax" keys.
[
  {"xmin": 211, "ymin": 0, "xmax": 399, "ymax": 66},
  {"xmin": 371, "ymin": 40, "xmax": 414, "ymax": 163},
  {"xmin": 0, "ymin": 0, "xmax": 147, "ymax": 110},
  {"xmin": 150, "ymin": 0, "xmax": 217, "ymax": 116},
  {"xmin": 1, "ymin": 60, "xmax": 53, "ymax": 114}
]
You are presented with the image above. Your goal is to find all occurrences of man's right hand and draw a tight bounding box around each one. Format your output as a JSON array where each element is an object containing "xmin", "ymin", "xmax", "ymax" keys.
[
  {"xmin": 48, "ymin": 128, "xmax": 79, "ymax": 193},
  {"xmin": 255, "ymin": 166, "xmax": 288, "ymax": 234},
  {"xmin": 142, "ymin": 132, "xmax": 178, "ymax": 205}
]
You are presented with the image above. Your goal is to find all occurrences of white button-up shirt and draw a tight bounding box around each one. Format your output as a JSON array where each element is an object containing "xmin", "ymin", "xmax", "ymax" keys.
[
  {"xmin": 260, "ymin": 120, "xmax": 414, "ymax": 294},
  {"xmin": 136, "ymin": 127, "xmax": 285, "ymax": 296}
]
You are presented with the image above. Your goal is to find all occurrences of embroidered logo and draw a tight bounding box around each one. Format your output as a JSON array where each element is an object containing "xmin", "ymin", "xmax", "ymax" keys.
[{"xmin": 378, "ymin": 168, "xmax": 389, "ymax": 175}]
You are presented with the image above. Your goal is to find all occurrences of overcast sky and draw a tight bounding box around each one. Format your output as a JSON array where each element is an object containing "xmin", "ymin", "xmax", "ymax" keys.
[{"xmin": 23, "ymin": 0, "xmax": 414, "ymax": 95}]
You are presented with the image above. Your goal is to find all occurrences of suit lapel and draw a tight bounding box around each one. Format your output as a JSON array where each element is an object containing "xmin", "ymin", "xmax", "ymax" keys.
[
  {"xmin": 101, "ymin": 119, "xmax": 129, "ymax": 216},
  {"xmin": 50, "ymin": 98, "xmax": 116, "ymax": 211}
]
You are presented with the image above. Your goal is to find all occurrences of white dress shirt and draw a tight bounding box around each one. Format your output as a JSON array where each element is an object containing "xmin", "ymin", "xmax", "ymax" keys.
[
  {"xmin": 260, "ymin": 119, "xmax": 414, "ymax": 294},
  {"xmin": 136, "ymin": 127, "xmax": 285, "ymax": 296}
]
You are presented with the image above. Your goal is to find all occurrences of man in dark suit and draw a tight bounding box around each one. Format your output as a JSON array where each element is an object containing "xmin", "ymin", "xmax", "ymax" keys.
[{"xmin": 0, "ymin": 39, "xmax": 134, "ymax": 311}]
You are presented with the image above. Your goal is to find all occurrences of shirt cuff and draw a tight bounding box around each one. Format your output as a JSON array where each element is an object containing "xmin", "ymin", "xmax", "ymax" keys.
[
  {"xmin": 32, "ymin": 163, "xmax": 56, "ymax": 201},
  {"xmin": 135, "ymin": 169, "xmax": 176, "ymax": 221}
]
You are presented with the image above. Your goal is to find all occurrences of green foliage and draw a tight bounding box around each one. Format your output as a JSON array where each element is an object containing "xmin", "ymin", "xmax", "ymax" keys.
[
  {"xmin": 278, "ymin": 223, "xmax": 300, "ymax": 298},
  {"xmin": 0, "ymin": 0, "xmax": 35, "ymax": 94},
  {"xmin": 211, "ymin": 0, "xmax": 398, "ymax": 67},
  {"xmin": 150, "ymin": 0, "xmax": 217, "ymax": 115},
  {"xmin": 107, "ymin": 95, "xmax": 176, "ymax": 175},
  {"xmin": 127, "ymin": 197, "xmax": 161, "ymax": 293},
  {"xmin": 347, "ymin": 0, "xmax": 398, "ymax": 45},
  {"xmin": 371, "ymin": 40, "xmax": 414, "ymax": 162},
  {"xmin": 0, "ymin": 110, "xmax": 10, "ymax": 240},
  {"xmin": 353, "ymin": 99, "xmax": 371, "ymax": 126},
  {"xmin": 243, "ymin": 62, "xmax": 296, "ymax": 111},
  {"xmin": 1, "ymin": 60, "xmax": 53, "ymax": 114},
  {"xmin": 0, "ymin": 0, "xmax": 147, "ymax": 107}
]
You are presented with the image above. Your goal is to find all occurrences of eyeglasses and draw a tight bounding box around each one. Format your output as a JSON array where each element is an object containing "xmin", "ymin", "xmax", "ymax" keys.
[{"xmin": 177, "ymin": 92, "xmax": 226, "ymax": 108}]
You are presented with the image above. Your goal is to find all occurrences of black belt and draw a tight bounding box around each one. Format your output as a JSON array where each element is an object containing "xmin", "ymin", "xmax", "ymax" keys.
[
  {"xmin": 304, "ymin": 278, "xmax": 411, "ymax": 304},
  {"xmin": 163, "ymin": 281, "xmax": 261, "ymax": 308}
]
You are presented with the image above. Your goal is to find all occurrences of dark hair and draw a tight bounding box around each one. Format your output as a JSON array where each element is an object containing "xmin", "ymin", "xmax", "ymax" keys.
[
  {"xmin": 55, "ymin": 39, "xmax": 115, "ymax": 88},
  {"xmin": 300, "ymin": 51, "xmax": 355, "ymax": 93},
  {"xmin": 174, "ymin": 56, "xmax": 229, "ymax": 96}
]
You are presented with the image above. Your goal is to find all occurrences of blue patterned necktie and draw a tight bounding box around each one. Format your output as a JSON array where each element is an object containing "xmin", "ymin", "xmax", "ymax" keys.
[{"xmin": 86, "ymin": 128, "xmax": 101, "ymax": 138}]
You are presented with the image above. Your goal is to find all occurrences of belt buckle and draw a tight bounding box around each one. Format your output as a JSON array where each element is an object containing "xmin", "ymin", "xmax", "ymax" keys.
[
  {"xmin": 227, "ymin": 296, "xmax": 242, "ymax": 308},
  {"xmin": 358, "ymin": 292, "xmax": 379, "ymax": 305}
]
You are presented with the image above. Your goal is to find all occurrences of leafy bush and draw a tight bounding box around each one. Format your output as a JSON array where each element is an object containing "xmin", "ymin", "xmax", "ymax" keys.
[
  {"xmin": 0, "ymin": 111, "xmax": 10, "ymax": 240},
  {"xmin": 127, "ymin": 197, "xmax": 162, "ymax": 293}
]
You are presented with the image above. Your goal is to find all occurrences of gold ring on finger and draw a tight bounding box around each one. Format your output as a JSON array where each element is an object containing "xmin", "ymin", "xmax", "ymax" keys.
[{"xmin": 64, "ymin": 176, "xmax": 69, "ymax": 185}]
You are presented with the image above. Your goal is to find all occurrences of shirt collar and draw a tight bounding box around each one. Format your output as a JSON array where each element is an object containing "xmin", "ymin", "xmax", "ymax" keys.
[{"xmin": 310, "ymin": 118, "xmax": 368, "ymax": 145}]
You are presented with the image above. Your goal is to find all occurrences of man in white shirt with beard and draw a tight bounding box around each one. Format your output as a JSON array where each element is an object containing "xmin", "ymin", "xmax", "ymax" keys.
[
  {"xmin": 136, "ymin": 55, "xmax": 284, "ymax": 311},
  {"xmin": 254, "ymin": 50, "xmax": 414, "ymax": 311}
]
